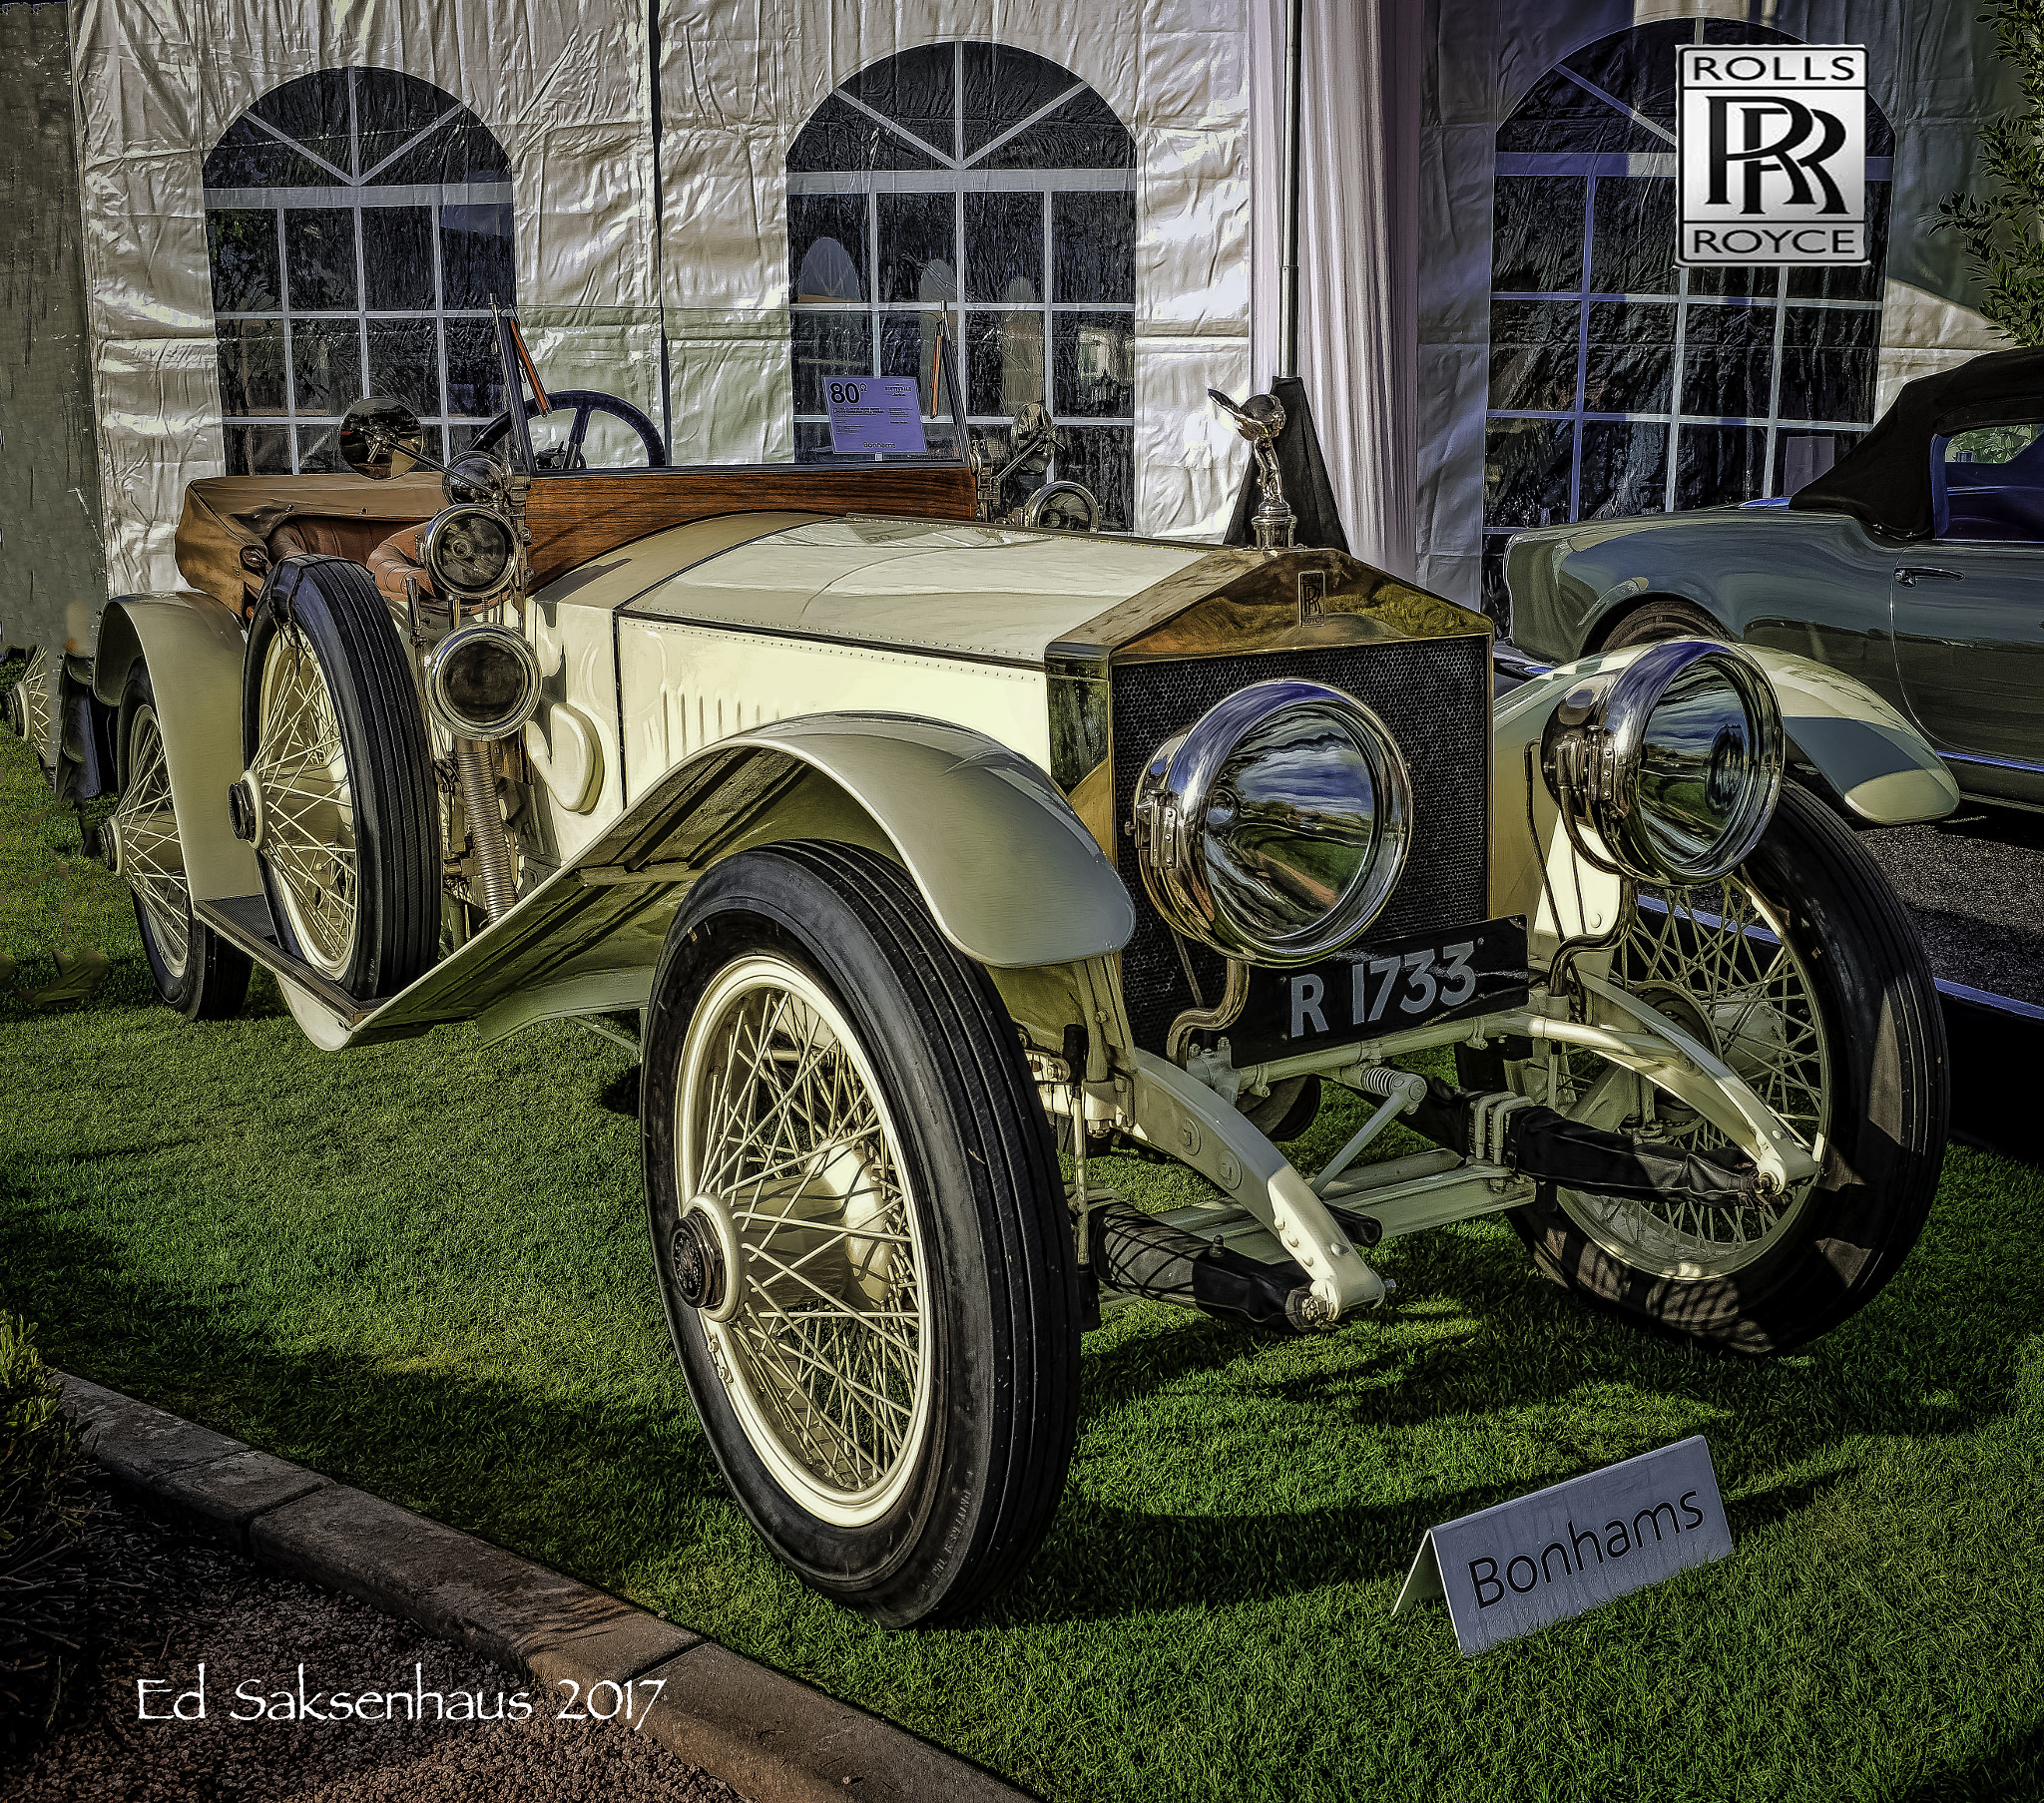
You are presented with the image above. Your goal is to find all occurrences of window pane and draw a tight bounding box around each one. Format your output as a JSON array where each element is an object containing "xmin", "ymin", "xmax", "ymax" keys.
[
  {"xmin": 1786, "ymin": 186, "xmax": 1890, "ymax": 302},
  {"xmin": 1775, "ymin": 429, "xmax": 1860, "ymax": 494},
  {"xmin": 1687, "ymin": 263, "xmax": 1778, "ymax": 299},
  {"xmin": 374, "ymin": 117, "xmax": 511, "ymax": 186},
  {"xmin": 1054, "ymin": 193, "xmax": 1135, "ymax": 302},
  {"xmin": 364, "ymin": 207, "xmax": 436, "ymax": 311},
  {"xmin": 961, "ymin": 43, "xmax": 1083, "ymax": 161},
  {"xmin": 1563, "ymin": 19, "xmax": 1690, "ymax": 127},
  {"xmin": 352, "ymin": 68, "xmax": 458, "ymax": 178},
  {"xmin": 1496, "ymin": 67, "xmax": 1672, "ymax": 155},
  {"xmin": 289, "ymin": 318, "xmax": 360, "ymax": 414},
  {"xmin": 283, "ymin": 209, "xmax": 357, "ymax": 311},
  {"xmin": 1588, "ymin": 177, "xmax": 1676, "ymax": 295},
  {"xmin": 225, "ymin": 423, "xmax": 291, "ymax": 476},
  {"xmin": 367, "ymin": 318, "xmax": 439, "ymax": 417},
  {"xmin": 217, "ymin": 319, "xmax": 287, "ymax": 415},
  {"xmin": 208, "ymin": 211, "xmax": 279, "ymax": 312},
  {"xmin": 202, "ymin": 117, "xmax": 331, "ymax": 189},
  {"xmin": 790, "ymin": 195, "xmax": 867, "ymax": 302},
  {"xmin": 444, "ymin": 318, "xmax": 505, "ymax": 417},
  {"xmin": 791, "ymin": 311, "xmax": 871, "ymax": 414},
  {"xmin": 965, "ymin": 308, "xmax": 1044, "ymax": 416},
  {"xmin": 843, "ymin": 43, "xmax": 955, "ymax": 161},
  {"xmin": 1583, "ymin": 300, "xmax": 1674, "ymax": 413},
  {"xmin": 1681, "ymin": 304, "xmax": 1775, "ymax": 417},
  {"xmin": 1777, "ymin": 305, "xmax": 1878, "ymax": 423},
  {"xmin": 1484, "ymin": 419, "xmax": 1574, "ymax": 527},
  {"xmin": 440, "ymin": 202, "xmax": 514, "ymax": 309},
  {"xmin": 1675, "ymin": 423, "xmax": 1768, "ymax": 509},
  {"xmin": 975, "ymin": 90, "xmax": 1134, "ymax": 171},
  {"xmin": 296, "ymin": 424, "xmax": 342, "ymax": 473},
  {"xmin": 1491, "ymin": 177, "xmax": 1584, "ymax": 292},
  {"xmin": 877, "ymin": 194, "xmax": 955, "ymax": 303},
  {"xmin": 1581, "ymin": 421, "xmax": 1669, "ymax": 517},
  {"xmin": 1054, "ymin": 313, "xmax": 1134, "ymax": 417},
  {"xmin": 1059, "ymin": 425, "xmax": 1134, "ymax": 531},
  {"xmin": 252, "ymin": 69, "xmax": 353, "ymax": 177},
  {"xmin": 965, "ymin": 193, "xmax": 1043, "ymax": 303},
  {"xmin": 786, "ymin": 93, "xmax": 944, "ymax": 173},
  {"xmin": 1488, "ymin": 300, "xmax": 1578, "ymax": 411},
  {"xmin": 878, "ymin": 311, "xmax": 952, "ymax": 415}
]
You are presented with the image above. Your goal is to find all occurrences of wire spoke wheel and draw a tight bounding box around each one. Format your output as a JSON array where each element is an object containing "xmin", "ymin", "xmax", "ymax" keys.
[
  {"xmin": 1548, "ymin": 875, "xmax": 1830, "ymax": 1279},
  {"xmin": 1482, "ymin": 784, "xmax": 1945, "ymax": 1356},
  {"xmin": 112, "ymin": 701, "xmax": 192, "ymax": 978},
  {"xmin": 680, "ymin": 956, "xmax": 932, "ymax": 1527},
  {"xmin": 644, "ymin": 841, "xmax": 1079, "ymax": 1624},
  {"xmin": 254, "ymin": 626, "xmax": 359, "ymax": 978}
]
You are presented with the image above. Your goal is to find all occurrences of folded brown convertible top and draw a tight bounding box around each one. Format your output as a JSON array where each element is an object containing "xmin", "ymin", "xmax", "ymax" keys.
[{"xmin": 175, "ymin": 473, "xmax": 443, "ymax": 613}]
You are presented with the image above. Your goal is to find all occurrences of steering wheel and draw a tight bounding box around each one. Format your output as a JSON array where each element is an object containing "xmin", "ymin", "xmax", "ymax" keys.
[{"xmin": 473, "ymin": 389, "xmax": 668, "ymax": 470}]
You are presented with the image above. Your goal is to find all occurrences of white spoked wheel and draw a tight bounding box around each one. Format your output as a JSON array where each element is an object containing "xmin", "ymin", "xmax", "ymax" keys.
[
  {"xmin": 1551, "ymin": 874, "xmax": 1830, "ymax": 1280},
  {"xmin": 251, "ymin": 626, "xmax": 360, "ymax": 980},
  {"xmin": 677, "ymin": 955, "xmax": 934, "ymax": 1528},
  {"xmin": 113, "ymin": 699, "xmax": 192, "ymax": 979},
  {"xmin": 1492, "ymin": 785, "xmax": 1945, "ymax": 1355},
  {"xmin": 643, "ymin": 841, "xmax": 1079, "ymax": 1625},
  {"xmin": 115, "ymin": 662, "xmax": 251, "ymax": 1021}
]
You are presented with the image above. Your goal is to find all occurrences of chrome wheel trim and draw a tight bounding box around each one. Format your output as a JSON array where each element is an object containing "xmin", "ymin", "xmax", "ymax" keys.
[
  {"xmin": 1549, "ymin": 877, "xmax": 1830, "ymax": 1280},
  {"xmin": 253, "ymin": 628, "xmax": 359, "ymax": 979},
  {"xmin": 677, "ymin": 954, "xmax": 934, "ymax": 1529},
  {"xmin": 113, "ymin": 702, "xmax": 191, "ymax": 980}
]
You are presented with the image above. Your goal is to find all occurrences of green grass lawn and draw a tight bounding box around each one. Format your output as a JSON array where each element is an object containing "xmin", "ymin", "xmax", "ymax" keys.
[{"xmin": 2, "ymin": 717, "xmax": 2040, "ymax": 1800}]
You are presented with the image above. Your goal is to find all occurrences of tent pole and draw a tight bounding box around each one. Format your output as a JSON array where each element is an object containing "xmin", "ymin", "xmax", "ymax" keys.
[{"xmin": 1279, "ymin": 0, "xmax": 1303, "ymax": 379}]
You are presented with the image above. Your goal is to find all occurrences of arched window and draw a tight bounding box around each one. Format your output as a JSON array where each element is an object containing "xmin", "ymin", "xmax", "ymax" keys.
[
  {"xmin": 204, "ymin": 67, "xmax": 515, "ymax": 474},
  {"xmin": 786, "ymin": 43, "xmax": 1137, "ymax": 525},
  {"xmin": 1481, "ymin": 19, "xmax": 1893, "ymax": 612}
]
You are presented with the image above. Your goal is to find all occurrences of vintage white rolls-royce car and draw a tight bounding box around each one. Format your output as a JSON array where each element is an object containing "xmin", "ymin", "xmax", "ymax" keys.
[{"xmin": 2, "ymin": 325, "xmax": 1962, "ymax": 1626}]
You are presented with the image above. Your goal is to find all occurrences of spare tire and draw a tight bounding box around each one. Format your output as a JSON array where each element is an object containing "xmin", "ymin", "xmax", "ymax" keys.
[{"xmin": 240, "ymin": 556, "xmax": 439, "ymax": 999}]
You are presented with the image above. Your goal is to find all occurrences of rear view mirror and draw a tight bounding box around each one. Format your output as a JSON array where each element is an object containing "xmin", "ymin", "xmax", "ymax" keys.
[{"xmin": 339, "ymin": 396, "xmax": 424, "ymax": 480}]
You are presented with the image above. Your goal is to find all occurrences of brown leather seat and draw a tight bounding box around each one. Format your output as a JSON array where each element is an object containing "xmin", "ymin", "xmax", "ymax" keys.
[{"xmin": 267, "ymin": 516, "xmax": 407, "ymax": 564}]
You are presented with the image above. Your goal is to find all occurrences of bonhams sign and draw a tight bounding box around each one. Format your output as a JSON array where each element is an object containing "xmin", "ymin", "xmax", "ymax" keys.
[
  {"xmin": 1678, "ymin": 45, "xmax": 1867, "ymax": 265},
  {"xmin": 1393, "ymin": 1436, "xmax": 1733, "ymax": 1654}
]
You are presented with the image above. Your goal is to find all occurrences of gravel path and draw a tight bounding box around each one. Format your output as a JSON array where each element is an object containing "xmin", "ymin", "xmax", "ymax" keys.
[
  {"xmin": 0, "ymin": 1485, "xmax": 750, "ymax": 1803},
  {"xmin": 1855, "ymin": 800, "xmax": 2044, "ymax": 1007}
]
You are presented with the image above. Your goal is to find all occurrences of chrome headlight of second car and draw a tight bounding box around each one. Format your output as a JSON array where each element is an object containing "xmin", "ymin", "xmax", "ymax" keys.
[
  {"xmin": 1540, "ymin": 639, "xmax": 1784, "ymax": 886},
  {"xmin": 422, "ymin": 505, "xmax": 518, "ymax": 603},
  {"xmin": 1132, "ymin": 678, "xmax": 1412, "ymax": 967}
]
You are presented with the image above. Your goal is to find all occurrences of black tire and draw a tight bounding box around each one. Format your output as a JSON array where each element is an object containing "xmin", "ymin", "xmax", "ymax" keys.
[
  {"xmin": 116, "ymin": 663, "xmax": 252, "ymax": 1021},
  {"xmin": 242, "ymin": 556, "xmax": 438, "ymax": 999},
  {"xmin": 1601, "ymin": 597, "xmax": 1723, "ymax": 651},
  {"xmin": 1245, "ymin": 1075, "xmax": 1321, "ymax": 1142},
  {"xmin": 642, "ymin": 841, "xmax": 1080, "ymax": 1625},
  {"xmin": 1479, "ymin": 784, "xmax": 1947, "ymax": 1355}
]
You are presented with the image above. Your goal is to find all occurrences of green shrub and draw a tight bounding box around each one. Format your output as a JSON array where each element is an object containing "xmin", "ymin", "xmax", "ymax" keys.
[{"xmin": 0, "ymin": 1314, "xmax": 92, "ymax": 1750}]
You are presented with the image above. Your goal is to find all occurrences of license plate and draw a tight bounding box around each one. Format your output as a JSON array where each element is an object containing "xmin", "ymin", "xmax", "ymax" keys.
[{"xmin": 1228, "ymin": 918, "xmax": 1529, "ymax": 1064}]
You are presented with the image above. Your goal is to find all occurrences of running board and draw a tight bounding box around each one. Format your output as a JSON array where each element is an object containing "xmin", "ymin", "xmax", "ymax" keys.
[{"xmin": 192, "ymin": 894, "xmax": 383, "ymax": 1027}]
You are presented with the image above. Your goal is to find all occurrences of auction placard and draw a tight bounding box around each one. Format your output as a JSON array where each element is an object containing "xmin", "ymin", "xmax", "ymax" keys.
[
  {"xmin": 1393, "ymin": 1436, "xmax": 1733, "ymax": 1654},
  {"xmin": 824, "ymin": 375, "xmax": 928, "ymax": 457},
  {"xmin": 1677, "ymin": 45, "xmax": 1866, "ymax": 265}
]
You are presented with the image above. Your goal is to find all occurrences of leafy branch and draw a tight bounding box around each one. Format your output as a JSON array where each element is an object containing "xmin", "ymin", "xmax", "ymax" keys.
[{"xmin": 1937, "ymin": 0, "xmax": 2044, "ymax": 344}]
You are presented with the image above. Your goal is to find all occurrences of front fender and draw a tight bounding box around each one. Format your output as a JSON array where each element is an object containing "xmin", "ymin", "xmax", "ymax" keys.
[
  {"xmin": 1496, "ymin": 640, "xmax": 1957, "ymax": 829},
  {"xmin": 325, "ymin": 713, "xmax": 1136, "ymax": 1049},
  {"xmin": 91, "ymin": 593, "xmax": 259, "ymax": 904}
]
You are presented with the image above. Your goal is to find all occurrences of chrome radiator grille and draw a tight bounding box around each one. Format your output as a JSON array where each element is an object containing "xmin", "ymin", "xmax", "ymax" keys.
[{"xmin": 1110, "ymin": 637, "xmax": 1491, "ymax": 1055}]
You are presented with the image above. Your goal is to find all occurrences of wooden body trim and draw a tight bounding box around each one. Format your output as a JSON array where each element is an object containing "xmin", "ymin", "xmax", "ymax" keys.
[{"xmin": 524, "ymin": 464, "xmax": 978, "ymax": 586}]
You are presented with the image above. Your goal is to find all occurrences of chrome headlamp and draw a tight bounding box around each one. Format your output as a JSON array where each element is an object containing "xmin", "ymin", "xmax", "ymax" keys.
[
  {"xmin": 1132, "ymin": 678, "xmax": 1412, "ymax": 967},
  {"xmin": 424, "ymin": 623, "xmax": 543, "ymax": 742},
  {"xmin": 421, "ymin": 505, "xmax": 518, "ymax": 604},
  {"xmin": 1540, "ymin": 639, "xmax": 1784, "ymax": 886}
]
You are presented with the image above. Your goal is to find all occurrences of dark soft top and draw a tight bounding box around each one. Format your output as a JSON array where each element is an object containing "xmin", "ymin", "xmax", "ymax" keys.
[{"xmin": 1789, "ymin": 344, "xmax": 2044, "ymax": 540}]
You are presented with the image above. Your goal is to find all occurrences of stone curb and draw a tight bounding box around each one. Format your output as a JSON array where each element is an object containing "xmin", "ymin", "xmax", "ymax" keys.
[{"xmin": 57, "ymin": 1373, "xmax": 1032, "ymax": 1803}]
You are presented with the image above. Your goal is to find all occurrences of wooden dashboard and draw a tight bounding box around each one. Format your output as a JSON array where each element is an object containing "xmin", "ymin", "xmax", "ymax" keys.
[{"xmin": 524, "ymin": 464, "xmax": 979, "ymax": 587}]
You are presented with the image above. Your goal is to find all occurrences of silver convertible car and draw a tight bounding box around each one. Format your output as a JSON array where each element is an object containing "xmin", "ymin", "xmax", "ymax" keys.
[
  {"xmin": 1502, "ymin": 346, "xmax": 2044, "ymax": 816},
  {"xmin": 1, "ymin": 322, "xmax": 1965, "ymax": 1625}
]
